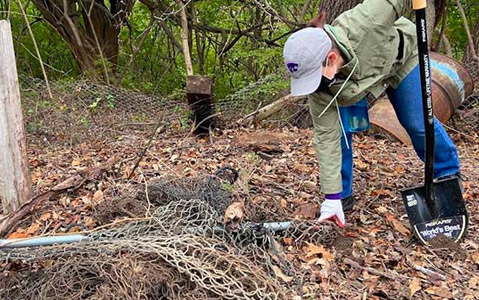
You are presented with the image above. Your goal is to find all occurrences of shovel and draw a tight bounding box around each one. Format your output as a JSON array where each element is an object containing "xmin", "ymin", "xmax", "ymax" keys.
[{"xmin": 400, "ymin": 0, "xmax": 468, "ymax": 244}]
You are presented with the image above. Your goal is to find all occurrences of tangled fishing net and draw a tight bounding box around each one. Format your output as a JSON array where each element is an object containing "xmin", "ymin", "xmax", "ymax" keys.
[{"xmin": 0, "ymin": 168, "xmax": 338, "ymax": 300}]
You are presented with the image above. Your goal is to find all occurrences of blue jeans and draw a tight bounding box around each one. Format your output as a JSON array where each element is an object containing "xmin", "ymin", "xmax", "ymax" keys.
[{"xmin": 339, "ymin": 65, "xmax": 460, "ymax": 199}]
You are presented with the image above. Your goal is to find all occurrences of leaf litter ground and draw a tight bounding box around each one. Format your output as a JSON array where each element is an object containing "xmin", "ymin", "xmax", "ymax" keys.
[{"xmin": 1, "ymin": 112, "xmax": 479, "ymax": 300}]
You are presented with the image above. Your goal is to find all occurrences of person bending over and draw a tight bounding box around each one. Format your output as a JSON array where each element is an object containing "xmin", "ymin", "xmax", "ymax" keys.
[{"xmin": 282, "ymin": 0, "xmax": 461, "ymax": 227}]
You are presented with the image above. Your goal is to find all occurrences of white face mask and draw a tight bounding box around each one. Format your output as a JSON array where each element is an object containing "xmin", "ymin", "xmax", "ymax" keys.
[{"xmin": 322, "ymin": 58, "xmax": 337, "ymax": 80}]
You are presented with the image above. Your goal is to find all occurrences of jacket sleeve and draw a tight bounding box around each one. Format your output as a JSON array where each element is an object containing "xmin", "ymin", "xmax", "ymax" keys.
[
  {"xmin": 308, "ymin": 93, "xmax": 343, "ymax": 195},
  {"xmin": 332, "ymin": 0, "xmax": 412, "ymax": 33}
]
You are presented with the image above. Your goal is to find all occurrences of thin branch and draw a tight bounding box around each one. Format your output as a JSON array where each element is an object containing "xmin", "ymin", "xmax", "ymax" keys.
[
  {"xmin": 175, "ymin": 0, "xmax": 193, "ymax": 76},
  {"xmin": 61, "ymin": 0, "xmax": 84, "ymax": 49},
  {"xmin": 299, "ymin": 0, "xmax": 312, "ymax": 22},
  {"xmin": 456, "ymin": 0, "xmax": 479, "ymax": 62},
  {"xmin": 441, "ymin": 34, "xmax": 453, "ymax": 56},
  {"xmin": 18, "ymin": 42, "xmax": 70, "ymax": 74},
  {"xmin": 116, "ymin": 13, "xmax": 156, "ymax": 84},
  {"xmin": 16, "ymin": 0, "xmax": 52, "ymax": 99},
  {"xmin": 156, "ymin": 17, "xmax": 183, "ymax": 52}
]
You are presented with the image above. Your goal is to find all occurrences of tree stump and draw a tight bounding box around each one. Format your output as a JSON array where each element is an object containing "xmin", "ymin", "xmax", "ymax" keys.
[{"xmin": 186, "ymin": 75, "xmax": 215, "ymax": 135}]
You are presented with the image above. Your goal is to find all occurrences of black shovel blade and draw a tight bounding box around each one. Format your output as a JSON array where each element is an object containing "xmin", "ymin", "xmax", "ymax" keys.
[{"xmin": 401, "ymin": 176, "xmax": 468, "ymax": 244}]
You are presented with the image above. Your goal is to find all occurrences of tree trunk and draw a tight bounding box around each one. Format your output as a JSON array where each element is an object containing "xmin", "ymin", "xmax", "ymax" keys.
[
  {"xmin": 318, "ymin": 0, "xmax": 443, "ymax": 44},
  {"xmin": 427, "ymin": 0, "xmax": 448, "ymax": 49},
  {"xmin": 241, "ymin": 95, "xmax": 305, "ymax": 124},
  {"xmin": 31, "ymin": 0, "xmax": 135, "ymax": 79},
  {"xmin": 426, "ymin": 4, "xmax": 436, "ymax": 48},
  {"xmin": 318, "ymin": 0, "xmax": 363, "ymax": 23}
]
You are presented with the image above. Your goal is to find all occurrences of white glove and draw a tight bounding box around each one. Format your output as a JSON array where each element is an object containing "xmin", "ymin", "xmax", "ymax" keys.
[{"xmin": 318, "ymin": 199, "xmax": 345, "ymax": 228}]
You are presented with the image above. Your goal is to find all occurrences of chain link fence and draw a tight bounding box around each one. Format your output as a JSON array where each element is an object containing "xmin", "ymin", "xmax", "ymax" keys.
[{"xmin": 462, "ymin": 60, "xmax": 479, "ymax": 109}]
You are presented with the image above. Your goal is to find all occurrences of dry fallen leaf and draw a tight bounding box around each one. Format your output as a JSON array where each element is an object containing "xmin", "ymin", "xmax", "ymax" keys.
[
  {"xmin": 27, "ymin": 223, "xmax": 40, "ymax": 235},
  {"xmin": 84, "ymin": 216, "xmax": 96, "ymax": 227},
  {"xmin": 409, "ymin": 277, "xmax": 421, "ymax": 298},
  {"xmin": 385, "ymin": 213, "xmax": 410, "ymax": 236},
  {"xmin": 223, "ymin": 202, "xmax": 245, "ymax": 228},
  {"xmin": 7, "ymin": 231, "xmax": 29, "ymax": 239},
  {"xmin": 69, "ymin": 226, "xmax": 82, "ymax": 233},
  {"xmin": 295, "ymin": 203, "xmax": 318, "ymax": 219},
  {"xmin": 375, "ymin": 206, "xmax": 389, "ymax": 214},
  {"xmin": 304, "ymin": 243, "xmax": 334, "ymax": 261},
  {"xmin": 272, "ymin": 265, "xmax": 293, "ymax": 283},
  {"xmin": 468, "ymin": 276, "xmax": 479, "ymax": 289},
  {"xmin": 425, "ymin": 286, "xmax": 453, "ymax": 298},
  {"xmin": 470, "ymin": 252, "xmax": 479, "ymax": 265},
  {"xmin": 81, "ymin": 195, "xmax": 92, "ymax": 206},
  {"xmin": 283, "ymin": 237, "xmax": 293, "ymax": 246},
  {"xmin": 39, "ymin": 212, "xmax": 51, "ymax": 222},
  {"xmin": 356, "ymin": 159, "xmax": 369, "ymax": 171},
  {"xmin": 293, "ymin": 163, "xmax": 310, "ymax": 172},
  {"xmin": 93, "ymin": 190, "xmax": 104, "ymax": 202},
  {"xmin": 371, "ymin": 189, "xmax": 392, "ymax": 197}
]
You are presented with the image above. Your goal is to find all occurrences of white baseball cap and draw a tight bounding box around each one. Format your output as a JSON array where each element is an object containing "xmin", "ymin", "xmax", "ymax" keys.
[{"xmin": 283, "ymin": 27, "xmax": 332, "ymax": 96}]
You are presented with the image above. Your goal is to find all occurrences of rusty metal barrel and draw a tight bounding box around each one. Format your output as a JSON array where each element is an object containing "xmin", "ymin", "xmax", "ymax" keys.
[{"xmin": 369, "ymin": 53, "xmax": 475, "ymax": 145}]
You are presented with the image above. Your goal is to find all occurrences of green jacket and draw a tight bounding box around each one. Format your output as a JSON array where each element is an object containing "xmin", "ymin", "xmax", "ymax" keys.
[{"xmin": 308, "ymin": 0, "xmax": 418, "ymax": 194}]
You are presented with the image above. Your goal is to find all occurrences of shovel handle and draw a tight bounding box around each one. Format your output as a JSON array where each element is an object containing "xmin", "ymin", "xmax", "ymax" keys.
[
  {"xmin": 412, "ymin": 0, "xmax": 426, "ymax": 10},
  {"xmin": 413, "ymin": 0, "xmax": 436, "ymax": 207}
]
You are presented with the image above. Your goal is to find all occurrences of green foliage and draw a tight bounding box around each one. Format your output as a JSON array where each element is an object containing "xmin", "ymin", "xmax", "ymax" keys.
[
  {"xmin": 10, "ymin": 2, "xmax": 79, "ymax": 78},
  {"xmin": 173, "ymin": 105, "xmax": 192, "ymax": 129},
  {"xmin": 80, "ymin": 116, "xmax": 91, "ymax": 128},
  {"xmin": 446, "ymin": 5, "xmax": 467, "ymax": 59},
  {"xmin": 8, "ymin": 0, "xmax": 477, "ymax": 109},
  {"xmin": 88, "ymin": 94, "xmax": 115, "ymax": 113},
  {"xmin": 245, "ymin": 151, "xmax": 261, "ymax": 165},
  {"xmin": 445, "ymin": 1, "xmax": 478, "ymax": 60},
  {"xmin": 221, "ymin": 182, "xmax": 234, "ymax": 192}
]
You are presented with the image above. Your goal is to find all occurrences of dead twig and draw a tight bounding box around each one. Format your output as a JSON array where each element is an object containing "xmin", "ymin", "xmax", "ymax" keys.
[
  {"xmin": 0, "ymin": 156, "xmax": 119, "ymax": 237},
  {"xmin": 128, "ymin": 119, "xmax": 165, "ymax": 180},
  {"xmin": 344, "ymin": 258, "xmax": 408, "ymax": 281},
  {"xmin": 16, "ymin": 0, "xmax": 52, "ymax": 99},
  {"xmin": 407, "ymin": 259, "xmax": 446, "ymax": 281}
]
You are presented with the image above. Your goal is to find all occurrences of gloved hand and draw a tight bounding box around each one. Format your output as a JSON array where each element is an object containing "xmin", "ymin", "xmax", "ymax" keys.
[{"xmin": 318, "ymin": 199, "xmax": 345, "ymax": 228}]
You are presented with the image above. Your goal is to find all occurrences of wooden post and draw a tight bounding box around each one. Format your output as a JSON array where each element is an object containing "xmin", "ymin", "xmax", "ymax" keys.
[
  {"xmin": 186, "ymin": 75, "xmax": 215, "ymax": 135},
  {"xmin": 0, "ymin": 20, "xmax": 32, "ymax": 214},
  {"xmin": 174, "ymin": 1, "xmax": 215, "ymax": 134}
]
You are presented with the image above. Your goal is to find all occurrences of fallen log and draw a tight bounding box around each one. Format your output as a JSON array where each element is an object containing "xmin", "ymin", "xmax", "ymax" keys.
[
  {"xmin": 0, "ymin": 156, "xmax": 118, "ymax": 238},
  {"xmin": 241, "ymin": 94, "xmax": 305, "ymax": 124}
]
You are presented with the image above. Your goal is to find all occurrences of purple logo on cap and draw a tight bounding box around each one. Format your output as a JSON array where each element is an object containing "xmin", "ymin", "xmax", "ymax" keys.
[{"xmin": 286, "ymin": 62, "xmax": 300, "ymax": 74}]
